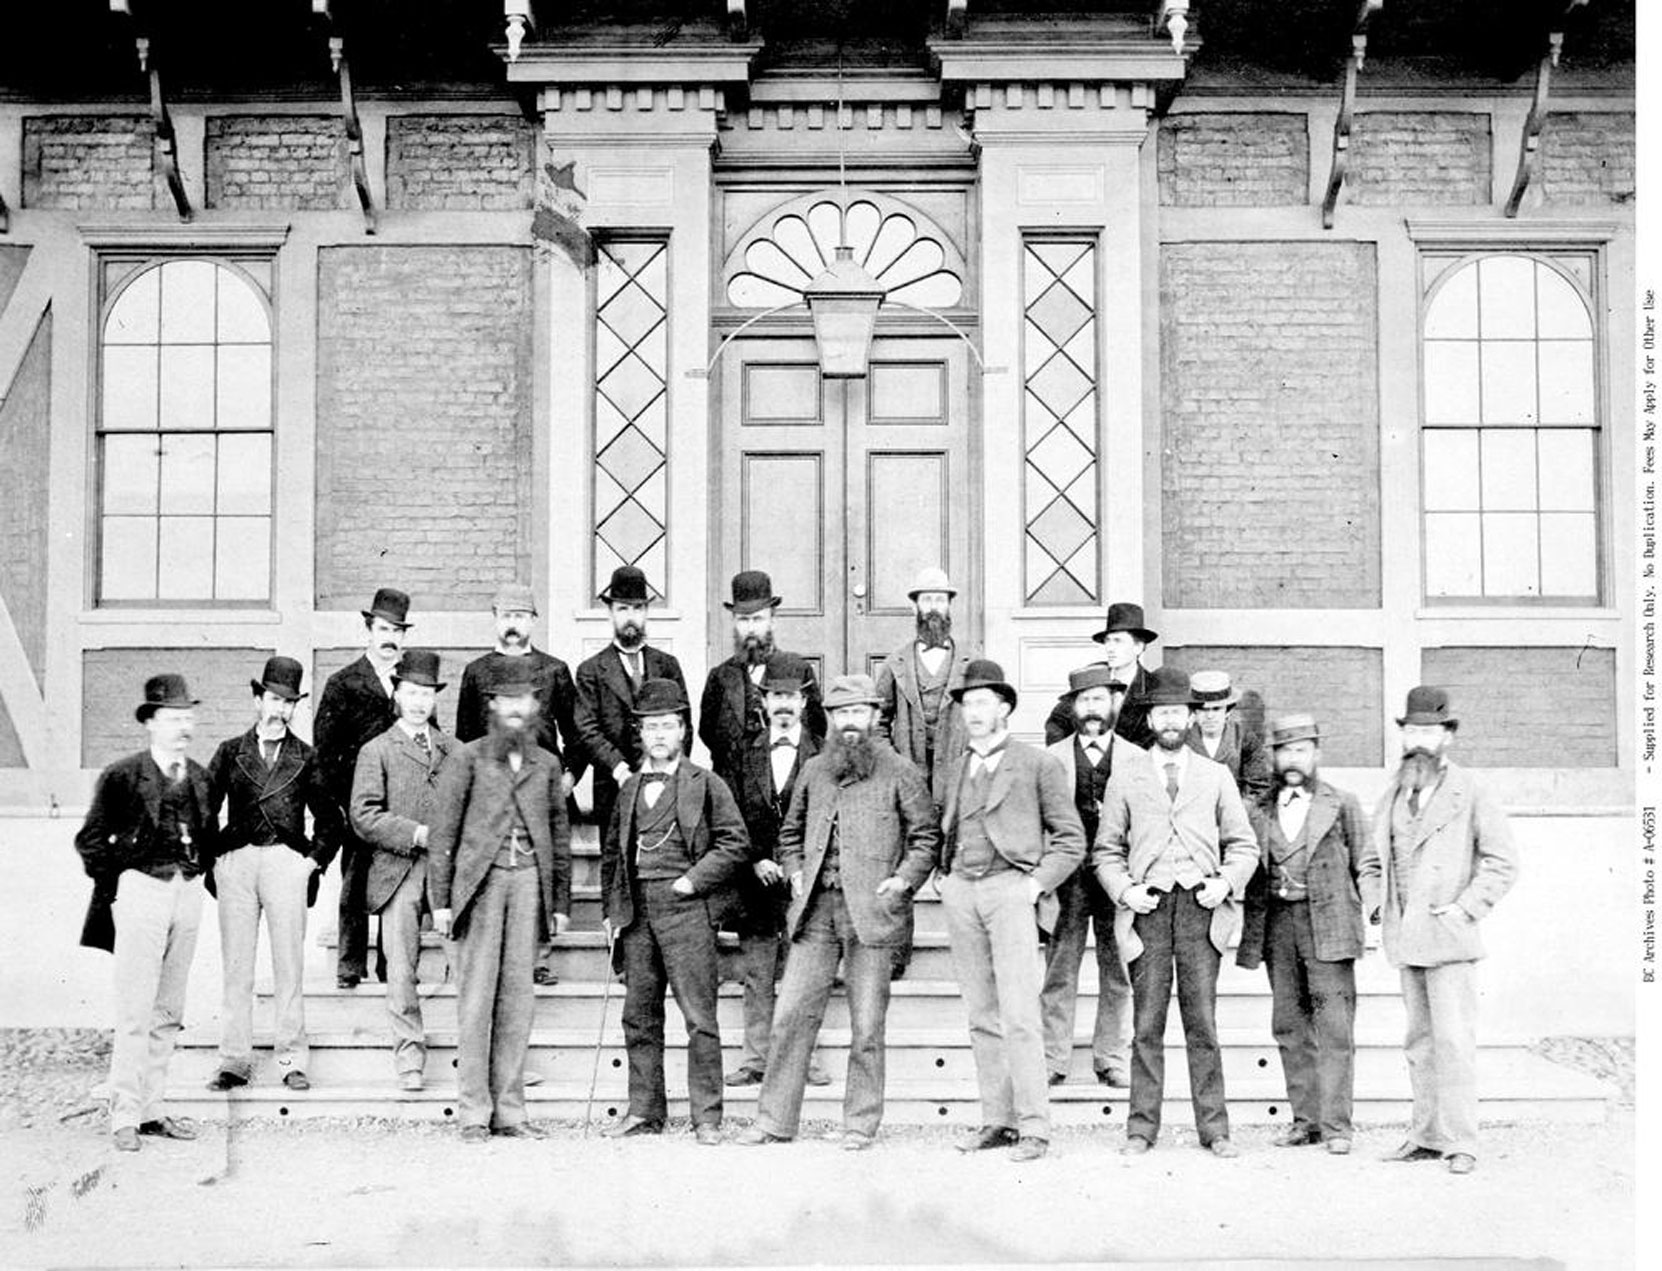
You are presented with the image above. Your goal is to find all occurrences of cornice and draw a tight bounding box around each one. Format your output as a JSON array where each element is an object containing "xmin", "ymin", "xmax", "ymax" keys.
[
  {"xmin": 505, "ymin": 39, "xmax": 763, "ymax": 89},
  {"xmin": 929, "ymin": 36, "xmax": 1187, "ymax": 87}
]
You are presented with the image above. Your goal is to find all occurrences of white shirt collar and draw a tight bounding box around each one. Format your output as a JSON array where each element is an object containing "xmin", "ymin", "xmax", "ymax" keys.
[
  {"xmin": 151, "ymin": 747, "xmax": 186, "ymax": 775},
  {"xmin": 770, "ymin": 724, "xmax": 802, "ymax": 746},
  {"xmin": 396, "ymin": 719, "xmax": 429, "ymax": 741}
]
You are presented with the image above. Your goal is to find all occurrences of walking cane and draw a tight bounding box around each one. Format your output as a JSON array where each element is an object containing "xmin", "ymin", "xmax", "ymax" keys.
[{"xmin": 582, "ymin": 922, "xmax": 618, "ymax": 1136}]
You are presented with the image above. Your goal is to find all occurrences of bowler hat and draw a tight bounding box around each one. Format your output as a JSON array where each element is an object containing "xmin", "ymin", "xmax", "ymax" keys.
[
  {"xmin": 392, "ymin": 649, "xmax": 446, "ymax": 691},
  {"xmin": 760, "ymin": 654, "xmax": 810, "ymax": 695},
  {"xmin": 599, "ymin": 565, "xmax": 653, "ymax": 606},
  {"xmin": 1143, "ymin": 668, "xmax": 1198, "ymax": 708},
  {"xmin": 1267, "ymin": 712, "xmax": 1323, "ymax": 748},
  {"xmin": 906, "ymin": 566, "xmax": 958, "ymax": 600},
  {"xmin": 724, "ymin": 570, "xmax": 782, "ymax": 616},
  {"xmin": 361, "ymin": 587, "xmax": 412, "ymax": 629},
  {"xmin": 1091, "ymin": 601, "xmax": 1157, "ymax": 646},
  {"xmin": 136, "ymin": 672, "xmax": 199, "ymax": 722},
  {"xmin": 1190, "ymin": 670, "xmax": 1239, "ymax": 708},
  {"xmin": 483, "ymin": 656, "xmax": 535, "ymax": 698},
  {"xmin": 1396, "ymin": 685, "xmax": 1458, "ymax": 731},
  {"xmin": 824, "ymin": 673, "xmax": 882, "ymax": 710},
  {"xmin": 492, "ymin": 582, "xmax": 538, "ymax": 616},
  {"xmin": 1063, "ymin": 664, "xmax": 1120, "ymax": 698},
  {"xmin": 632, "ymin": 677, "xmax": 690, "ymax": 718},
  {"xmin": 950, "ymin": 658, "xmax": 1018, "ymax": 709},
  {"xmin": 251, "ymin": 655, "xmax": 306, "ymax": 702}
]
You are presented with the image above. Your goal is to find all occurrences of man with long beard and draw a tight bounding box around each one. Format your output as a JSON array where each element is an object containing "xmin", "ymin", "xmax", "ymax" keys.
[
  {"xmin": 700, "ymin": 570, "xmax": 826, "ymax": 797},
  {"xmin": 427, "ymin": 661, "xmax": 572, "ymax": 1143},
  {"xmin": 874, "ymin": 567, "xmax": 972, "ymax": 807},
  {"xmin": 1359, "ymin": 687, "xmax": 1518, "ymax": 1176},
  {"xmin": 736, "ymin": 675, "xmax": 940, "ymax": 1150}
]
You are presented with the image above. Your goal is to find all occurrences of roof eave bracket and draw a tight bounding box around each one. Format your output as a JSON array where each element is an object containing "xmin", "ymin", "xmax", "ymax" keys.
[
  {"xmin": 1321, "ymin": 0, "xmax": 1384, "ymax": 231},
  {"xmin": 1504, "ymin": 2, "xmax": 1589, "ymax": 219}
]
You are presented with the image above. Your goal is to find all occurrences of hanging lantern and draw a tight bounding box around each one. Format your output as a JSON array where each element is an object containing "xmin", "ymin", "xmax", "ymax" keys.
[{"xmin": 804, "ymin": 245, "xmax": 886, "ymax": 378}]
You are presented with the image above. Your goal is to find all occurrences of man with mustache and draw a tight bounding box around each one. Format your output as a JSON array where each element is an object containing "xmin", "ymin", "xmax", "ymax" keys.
[
  {"xmin": 874, "ymin": 567, "xmax": 972, "ymax": 807},
  {"xmin": 1093, "ymin": 670, "xmax": 1259, "ymax": 1159},
  {"xmin": 737, "ymin": 674, "xmax": 941, "ymax": 1150},
  {"xmin": 1235, "ymin": 712, "xmax": 1369, "ymax": 1155},
  {"xmin": 1044, "ymin": 601, "xmax": 1163, "ymax": 749},
  {"xmin": 1184, "ymin": 671, "xmax": 1273, "ymax": 804},
  {"xmin": 427, "ymin": 661, "xmax": 573, "ymax": 1142},
  {"xmin": 1359, "ymin": 687, "xmax": 1518, "ymax": 1176}
]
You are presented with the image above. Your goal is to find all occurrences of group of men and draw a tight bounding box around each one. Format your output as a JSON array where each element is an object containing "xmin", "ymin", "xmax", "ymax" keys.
[{"xmin": 74, "ymin": 567, "xmax": 1519, "ymax": 1174}]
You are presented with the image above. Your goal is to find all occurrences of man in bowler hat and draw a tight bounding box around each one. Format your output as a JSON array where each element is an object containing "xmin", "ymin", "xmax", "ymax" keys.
[
  {"xmin": 1044, "ymin": 601, "xmax": 1163, "ymax": 749},
  {"xmin": 1185, "ymin": 671, "xmax": 1273, "ymax": 805},
  {"xmin": 874, "ymin": 566, "xmax": 973, "ymax": 807},
  {"xmin": 75, "ymin": 674, "xmax": 216, "ymax": 1151}
]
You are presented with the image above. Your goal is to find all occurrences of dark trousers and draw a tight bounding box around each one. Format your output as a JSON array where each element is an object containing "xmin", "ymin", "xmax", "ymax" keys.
[
  {"xmin": 1264, "ymin": 899, "xmax": 1357, "ymax": 1139},
  {"xmin": 1127, "ymin": 884, "xmax": 1229, "ymax": 1146},
  {"xmin": 618, "ymin": 877, "xmax": 724, "ymax": 1126},
  {"xmin": 336, "ymin": 836, "xmax": 371, "ymax": 980}
]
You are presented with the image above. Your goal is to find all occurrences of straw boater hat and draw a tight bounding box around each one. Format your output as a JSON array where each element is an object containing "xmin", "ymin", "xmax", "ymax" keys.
[
  {"xmin": 824, "ymin": 673, "xmax": 883, "ymax": 710},
  {"xmin": 135, "ymin": 673, "xmax": 198, "ymax": 722},
  {"xmin": 492, "ymin": 582, "xmax": 538, "ymax": 616},
  {"xmin": 1396, "ymin": 686, "xmax": 1458, "ymax": 731},
  {"xmin": 1266, "ymin": 712, "xmax": 1322, "ymax": 748},
  {"xmin": 1091, "ymin": 601, "xmax": 1157, "ymax": 645},
  {"xmin": 1189, "ymin": 670, "xmax": 1240, "ymax": 709},
  {"xmin": 906, "ymin": 567, "xmax": 957, "ymax": 600},
  {"xmin": 251, "ymin": 656, "xmax": 306, "ymax": 702},
  {"xmin": 949, "ymin": 658, "xmax": 1018, "ymax": 709},
  {"xmin": 392, "ymin": 649, "xmax": 446, "ymax": 691},
  {"xmin": 724, "ymin": 570, "xmax": 782, "ymax": 615},
  {"xmin": 361, "ymin": 587, "xmax": 412, "ymax": 629}
]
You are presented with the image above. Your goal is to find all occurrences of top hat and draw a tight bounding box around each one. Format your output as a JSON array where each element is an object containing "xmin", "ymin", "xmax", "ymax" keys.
[
  {"xmin": 136, "ymin": 673, "xmax": 199, "ymax": 722},
  {"xmin": 1143, "ymin": 668, "xmax": 1198, "ymax": 708},
  {"xmin": 824, "ymin": 673, "xmax": 883, "ymax": 710},
  {"xmin": 760, "ymin": 654, "xmax": 811, "ymax": 695},
  {"xmin": 1091, "ymin": 601, "xmax": 1158, "ymax": 646},
  {"xmin": 362, "ymin": 587, "xmax": 412, "ymax": 629},
  {"xmin": 632, "ymin": 676, "xmax": 690, "ymax": 718},
  {"xmin": 906, "ymin": 566, "xmax": 958, "ymax": 601},
  {"xmin": 598, "ymin": 565, "xmax": 653, "ymax": 606},
  {"xmin": 1064, "ymin": 664, "xmax": 1121, "ymax": 698},
  {"xmin": 1267, "ymin": 712, "xmax": 1323, "ymax": 748},
  {"xmin": 392, "ymin": 649, "xmax": 446, "ymax": 691},
  {"xmin": 950, "ymin": 658, "xmax": 1018, "ymax": 709},
  {"xmin": 251, "ymin": 656, "xmax": 307, "ymax": 702},
  {"xmin": 1396, "ymin": 685, "xmax": 1459, "ymax": 731},
  {"xmin": 724, "ymin": 570, "xmax": 782, "ymax": 616},
  {"xmin": 1189, "ymin": 670, "xmax": 1239, "ymax": 708},
  {"xmin": 492, "ymin": 582, "xmax": 538, "ymax": 616}
]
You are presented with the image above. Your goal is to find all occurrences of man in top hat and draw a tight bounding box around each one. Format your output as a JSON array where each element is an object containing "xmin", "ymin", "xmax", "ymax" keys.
[
  {"xmin": 1184, "ymin": 671, "xmax": 1272, "ymax": 805},
  {"xmin": 455, "ymin": 582, "xmax": 585, "ymax": 987},
  {"xmin": 350, "ymin": 650, "xmax": 457, "ymax": 1090},
  {"xmin": 700, "ymin": 570, "xmax": 826, "ymax": 797},
  {"xmin": 1359, "ymin": 687, "xmax": 1518, "ymax": 1175},
  {"xmin": 874, "ymin": 567, "xmax": 973, "ymax": 807},
  {"xmin": 315, "ymin": 586, "xmax": 416, "ymax": 989},
  {"xmin": 1093, "ymin": 669, "xmax": 1259, "ymax": 1159},
  {"xmin": 1044, "ymin": 601, "xmax": 1163, "ymax": 749},
  {"xmin": 574, "ymin": 565, "xmax": 692, "ymax": 851},
  {"xmin": 737, "ymin": 674, "xmax": 942, "ymax": 1150},
  {"xmin": 601, "ymin": 678, "xmax": 751, "ymax": 1144},
  {"xmin": 1236, "ymin": 712, "xmax": 1369, "ymax": 1155},
  {"xmin": 75, "ymin": 673, "xmax": 217, "ymax": 1151},
  {"xmin": 1039, "ymin": 664, "xmax": 1133, "ymax": 1089},
  {"xmin": 939, "ymin": 659, "xmax": 1085, "ymax": 1162},
  {"xmin": 427, "ymin": 659, "xmax": 573, "ymax": 1142},
  {"xmin": 203, "ymin": 656, "xmax": 345, "ymax": 1094}
]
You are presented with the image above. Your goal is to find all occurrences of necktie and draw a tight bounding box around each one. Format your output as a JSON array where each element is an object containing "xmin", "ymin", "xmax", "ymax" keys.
[
  {"xmin": 1408, "ymin": 786, "xmax": 1421, "ymax": 817},
  {"xmin": 641, "ymin": 771, "xmax": 667, "ymax": 808},
  {"xmin": 1108, "ymin": 681, "xmax": 1127, "ymax": 695},
  {"xmin": 1084, "ymin": 742, "xmax": 1104, "ymax": 769},
  {"xmin": 640, "ymin": 772, "xmax": 667, "ymax": 785},
  {"xmin": 260, "ymin": 739, "xmax": 277, "ymax": 768},
  {"xmin": 416, "ymin": 730, "xmax": 431, "ymax": 756},
  {"xmin": 1164, "ymin": 761, "xmax": 1179, "ymax": 802},
  {"xmin": 626, "ymin": 651, "xmax": 642, "ymax": 688}
]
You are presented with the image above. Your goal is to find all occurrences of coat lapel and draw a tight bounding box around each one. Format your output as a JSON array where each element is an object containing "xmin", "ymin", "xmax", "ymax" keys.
[
  {"xmin": 981, "ymin": 746, "xmax": 1017, "ymax": 814},
  {"xmin": 675, "ymin": 765, "xmax": 704, "ymax": 839},
  {"xmin": 234, "ymin": 730, "xmax": 268, "ymax": 792},
  {"xmin": 1413, "ymin": 769, "xmax": 1467, "ymax": 849},
  {"xmin": 891, "ymin": 647, "xmax": 923, "ymax": 713},
  {"xmin": 138, "ymin": 753, "xmax": 165, "ymax": 829},
  {"xmin": 261, "ymin": 733, "xmax": 305, "ymax": 801},
  {"xmin": 1302, "ymin": 782, "xmax": 1339, "ymax": 850}
]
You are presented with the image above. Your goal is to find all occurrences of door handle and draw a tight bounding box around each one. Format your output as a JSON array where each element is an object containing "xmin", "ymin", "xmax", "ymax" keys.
[{"xmin": 851, "ymin": 583, "xmax": 867, "ymax": 599}]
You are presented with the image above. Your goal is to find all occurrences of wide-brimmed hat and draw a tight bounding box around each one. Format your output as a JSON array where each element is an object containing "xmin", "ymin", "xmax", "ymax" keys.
[
  {"xmin": 906, "ymin": 567, "xmax": 957, "ymax": 600},
  {"xmin": 632, "ymin": 677, "xmax": 690, "ymax": 718},
  {"xmin": 1143, "ymin": 668, "xmax": 1197, "ymax": 708},
  {"xmin": 824, "ymin": 673, "xmax": 882, "ymax": 710},
  {"xmin": 1190, "ymin": 670, "xmax": 1239, "ymax": 708},
  {"xmin": 492, "ymin": 582, "xmax": 538, "ymax": 616},
  {"xmin": 1063, "ymin": 664, "xmax": 1120, "ymax": 698},
  {"xmin": 1397, "ymin": 685, "xmax": 1458, "ymax": 731},
  {"xmin": 724, "ymin": 570, "xmax": 782, "ymax": 616},
  {"xmin": 251, "ymin": 655, "xmax": 306, "ymax": 702},
  {"xmin": 1091, "ymin": 601, "xmax": 1157, "ymax": 645},
  {"xmin": 599, "ymin": 565, "xmax": 653, "ymax": 606},
  {"xmin": 392, "ymin": 649, "xmax": 446, "ymax": 691},
  {"xmin": 1267, "ymin": 712, "xmax": 1323, "ymax": 748},
  {"xmin": 760, "ymin": 654, "xmax": 811, "ymax": 695},
  {"xmin": 361, "ymin": 587, "xmax": 412, "ymax": 629},
  {"xmin": 950, "ymin": 658, "xmax": 1018, "ymax": 709},
  {"xmin": 136, "ymin": 673, "xmax": 198, "ymax": 722}
]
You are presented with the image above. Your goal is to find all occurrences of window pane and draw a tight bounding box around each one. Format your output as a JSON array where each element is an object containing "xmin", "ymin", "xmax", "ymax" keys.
[
  {"xmin": 1538, "ymin": 340, "xmax": 1594, "ymax": 425},
  {"xmin": 217, "ymin": 434, "xmax": 272, "ymax": 515},
  {"xmin": 1482, "ymin": 512, "xmax": 1540, "ymax": 597},
  {"xmin": 158, "ymin": 260, "xmax": 217, "ymax": 343},
  {"xmin": 1424, "ymin": 262, "xmax": 1477, "ymax": 339},
  {"xmin": 1537, "ymin": 429, "xmax": 1595, "ymax": 511},
  {"xmin": 1425, "ymin": 512, "xmax": 1482, "ymax": 597},
  {"xmin": 216, "ymin": 269, "xmax": 270, "ymax": 343},
  {"xmin": 105, "ymin": 267, "xmax": 160, "ymax": 345},
  {"xmin": 1478, "ymin": 256, "xmax": 1536, "ymax": 339},
  {"xmin": 103, "ymin": 435, "xmax": 159, "ymax": 515},
  {"xmin": 1536, "ymin": 265, "xmax": 1592, "ymax": 339},
  {"xmin": 1539, "ymin": 512, "xmax": 1597, "ymax": 597},
  {"xmin": 159, "ymin": 345, "xmax": 215, "ymax": 430},
  {"xmin": 157, "ymin": 516, "xmax": 215, "ymax": 598},
  {"xmin": 1424, "ymin": 342, "xmax": 1479, "ymax": 424},
  {"xmin": 214, "ymin": 516, "xmax": 271, "ymax": 600},
  {"xmin": 100, "ymin": 517, "xmax": 157, "ymax": 599},
  {"xmin": 216, "ymin": 346, "xmax": 271, "ymax": 430},
  {"xmin": 1480, "ymin": 429, "xmax": 1538, "ymax": 511},
  {"xmin": 159, "ymin": 433, "xmax": 217, "ymax": 514},
  {"xmin": 103, "ymin": 346, "xmax": 158, "ymax": 431},
  {"xmin": 1423, "ymin": 429, "xmax": 1479, "ymax": 510},
  {"xmin": 1480, "ymin": 341, "xmax": 1538, "ymax": 424}
]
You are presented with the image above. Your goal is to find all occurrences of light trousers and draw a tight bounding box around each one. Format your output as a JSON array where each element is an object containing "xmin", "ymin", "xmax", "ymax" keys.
[
  {"xmin": 378, "ymin": 856, "xmax": 430, "ymax": 1075},
  {"xmin": 1401, "ymin": 960, "xmax": 1480, "ymax": 1156},
  {"xmin": 108, "ymin": 870, "xmax": 203, "ymax": 1130},
  {"xmin": 215, "ymin": 844, "xmax": 311, "ymax": 1078}
]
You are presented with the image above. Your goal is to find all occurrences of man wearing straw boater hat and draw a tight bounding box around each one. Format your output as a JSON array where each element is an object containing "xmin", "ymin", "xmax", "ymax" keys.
[
  {"xmin": 1044, "ymin": 601, "xmax": 1164, "ymax": 750},
  {"xmin": 874, "ymin": 566, "xmax": 973, "ymax": 807},
  {"xmin": 1359, "ymin": 687, "xmax": 1518, "ymax": 1176},
  {"xmin": 203, "ymin": 656, "xmax": 345, "ymax": 1095},
  {"xmin": 1235, "ymin": 712, "xmax": 1369, "ymax": 1156},
  {"xmin": 75, "ymin": 673, "xmax": 216, "ymax": 1151},
  {"xmin": 1183, "ymin": 670, "xmax": 1273, "ymax": 805}
]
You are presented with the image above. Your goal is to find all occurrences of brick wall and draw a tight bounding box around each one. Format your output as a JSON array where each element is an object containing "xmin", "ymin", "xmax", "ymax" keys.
[
  {"xmin": 1157, "ymin": 113, "xmax": 1309, "ymax": 207},
  {"xmin": 205, "ymin": 116, "xmax": 347, "ymax": 210},
  {"xmin": 315, "ymin": 246, "xmax": 534, "ymax": 611},
  {"xmin": 1350, "ymin": 112, "xmax": 1491, "ymax": 206},
  {"xmin": 312, "ymin": 646, "xmax": 488, "ymax": 738},
  {"xmin": 1161, "ymin": 645, "xmax": 1384, "ymax": 767},
  {"xmin": 1160, "ymin": 242, "xmax": 1381, "ymax": 608},
  {"xmin": 1420, "ymin": 646, "xmax": 1616, "ymax": 767},
  {"xmin": 82, "ymin": 648, "xmax": 274, "ymax": 770},
  {"xmin": 22, "ymin": 116, "xmax": 157, "ymax": 210},
  {"xmin": 1538, "ymin": 112, "xmax": 1636, "ymax": 206},
  {"xmin": 386, "ymin": 115, "xmax": 534, "ymax": 211},
  {"xmin": 0, "ymin": 312, "xmax": 52, "ymax": 683}
]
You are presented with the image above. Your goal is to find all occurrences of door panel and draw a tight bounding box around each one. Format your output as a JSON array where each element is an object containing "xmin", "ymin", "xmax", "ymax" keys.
[{"xmin": 741, "ymin": 452, "xmax": 826, "ymax": 615}]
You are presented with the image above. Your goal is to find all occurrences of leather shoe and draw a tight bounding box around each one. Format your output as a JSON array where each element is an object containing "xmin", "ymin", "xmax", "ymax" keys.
[
  {"xmin": 736, "ymin": 1126, "xmax": 791, "ymax": 1146},
  {"xmin": 1010, "ymin": 1136, "xmax": 1049, "ymax": 1162},
  {"xmin": 336, "ymin": 974, "xmax": 361, "ymax": 990},
  {"xmin": 1383, "ymin": 1141, "xmax": 1444, "ymax": 1163},
  {"xmin": 1047, "ymin": 1071, "xmax": 1067, "ymax": 1086},
  {"xmin": 694, "ymin": 1123, "xmax": 723, "ymax": 1146},
  {"xmin": 806, "ymin": 1062, "xmax": 833, "ymax": 1087},
  {"xmin": 724, "ymin": 1067, "xmax": 765, "ymax": 1087},
  {"xmin": 137, "ymin": 1116, "xmax": 197, "ymax": 1140},
  {"xmin": 840, "ymin": 1132, "xmax": 874, "ymax": 1152},
  {"xmin": 1208, "ymin": 1138, "xmax": 1240, "ymax": 1159},
  {"xmin": 956, "ymin": 1125, "xmax": 1019, "ymax": 1153},
  {"xmin": 399, "ymin": 1071, "xmax": 424, "ymax": 1092},
  {"xmin": 601, "ymin": 1115, "xmax": 664, "ymax": 1139},
  {"xmin": 1273, "ymin": 1124, "xmax": 1322, "ymax": 1147},
  {"xmin": 1326, "ymin": 1137, "xmax": 1353, "ymax": 1156},
  {"xmin": 1096, "ymin": 1065, "xmax": 1130, "ymax": 1088},
  {"xmin": 205, "ymin": 1070, "xmax": 248, "ymax": 1092},
  {"xmin": 1121, "ymin": 1136, "xmax": 1153, "ymax": 1156},
  {"xmin": 460, "ymin": 1125, "xmax": 489, "ymax": 1144},
  {"xmin": 492, "ymin": 1122, "xmax": 548, "ymax": 1140},
  {"xmin": 533, "ymin": 966, "xmax": 559, "ymax": 986},
  {"xmin": 1447, "ymin": 1152, "xmax": 1477, "ymax": 1175},
  {"xmin": 112, "ymin": 1127, "xmax": 141, "ymax": 1152},
  {"xmin": 282, "ymin": 1071, "xmax": 310, "ymax": 1092}
]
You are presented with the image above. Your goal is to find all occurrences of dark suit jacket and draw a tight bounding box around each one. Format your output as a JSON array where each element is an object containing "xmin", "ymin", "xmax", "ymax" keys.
[
  {"xmin": 1044, "ymin": 663, "xmax": 1161, "ymax": 750},
  {"xmin": 574, "ymin": 643, "xmax": 690, "ymax": 822},
  {"xmin": 205, "ymin": 728, "xmax": 344, "ymax": 906},
  {"xmin": 350, "ymin": 723, "xmax": 458, "ymax": 912},
  {"xmin": 426, "ymin": 737, "xmax": 572, "ymax": 940},
  {"xmin": 778, "ymin": 746, "xmax": 941, "ymax": 947},
  {"xmin": 1184, "ymin": 714, "xmax": 1273, "ymax": 805},
  {"xmin": 873, "ymin": 641, "xmax": 972, "ymax": 807},
  {"xmin": 313, "ymin": 655, "xmax": 400, "ymax": 811},
  {"xmin": 454, "ymin": 648, "xmax": 585, "ymax": 784},
  {"xmin": 1237, "ymin": 777, "xmax": 1370, "ymax": 968},
  {"xmin": 730, "ymin": 725, "xmax": 822, "ymax": 934},
  {"xmin": 74, "ymin": 751, "xmax": 217, "ymax": 952},
  {"xmin": 699, "ymin": 653, "xmax": 826, "ymax": 792}
]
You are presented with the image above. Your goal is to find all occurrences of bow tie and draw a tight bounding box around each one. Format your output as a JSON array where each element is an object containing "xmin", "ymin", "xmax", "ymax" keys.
[
  {"xmin": 771, "ymin": 736, "xmax": 797, "ymax": 749},
  {"xmin": 1280, "ymin": 787, "xmax": 1303, "ymax": 805},
  {"xmin": 1107, "ymin": 681, "xmax": 1128, "ymax": 693},
  {"xmin": 640, "ymin": 772, "xmax": 669, "ymax": 787},
  {"xmin": 967, "ymin": 739, "xmax": 1009, "ymax": 761}
]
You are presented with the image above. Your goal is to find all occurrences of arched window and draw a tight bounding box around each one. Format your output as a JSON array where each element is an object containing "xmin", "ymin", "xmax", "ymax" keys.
[
  {"xmin": 1420, "ymin": 251, "xmax": 1601, "ymax": 602},
  {"xmin": 97, "ymin": 258, "xmax": 274, "ymax": 603}
]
